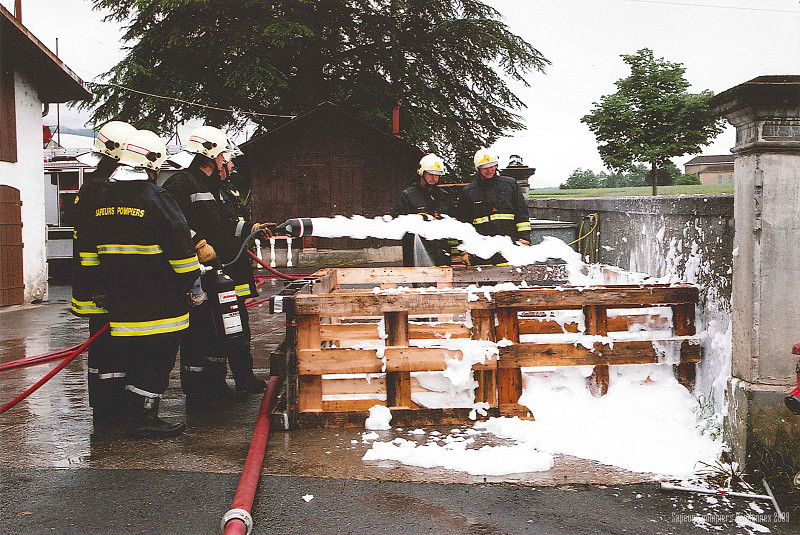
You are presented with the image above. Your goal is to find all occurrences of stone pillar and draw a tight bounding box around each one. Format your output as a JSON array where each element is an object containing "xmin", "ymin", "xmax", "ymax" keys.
[{"xmin": 711, "ymin": 76, "xmax": 800, "ymax": 469}]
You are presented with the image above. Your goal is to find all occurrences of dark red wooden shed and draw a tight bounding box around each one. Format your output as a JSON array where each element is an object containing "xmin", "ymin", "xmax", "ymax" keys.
[{"xmin": 242, "ymin": 101, "xmax": 423, "ymax": 250}]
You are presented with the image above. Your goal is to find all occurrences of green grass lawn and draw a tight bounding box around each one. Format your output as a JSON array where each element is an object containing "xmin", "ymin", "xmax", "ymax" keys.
[{"xmin": 529, "ymin": 184, "xmax": 734, "ymax": 198}]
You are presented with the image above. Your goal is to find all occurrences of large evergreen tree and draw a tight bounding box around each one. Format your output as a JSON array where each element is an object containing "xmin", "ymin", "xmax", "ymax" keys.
[
  {"xmin": 89, "ymin": 0, "xmax": 548, "ymax": 177},
  {"xmin": 581, "ymin": 49, "xmax": 723, "ymax": 195}
]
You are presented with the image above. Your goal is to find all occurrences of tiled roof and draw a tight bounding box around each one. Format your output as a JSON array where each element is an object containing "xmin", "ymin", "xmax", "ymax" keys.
[
  {"xmin": 684, "ymin": 155, "xmax": 734, "ymax": 166},
  {"xmin": 698, "ymin": 163, "xmax": 734, "ymax": 173}
]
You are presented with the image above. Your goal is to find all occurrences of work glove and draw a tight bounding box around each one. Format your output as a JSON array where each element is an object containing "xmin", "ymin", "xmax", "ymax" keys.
[
  {"xmin": 195, "ymin": 239, "xmax": 216, "ymax": 263},
  {"xmin": 518, "ymin": 239, "xmax": 531, "ymax": 246},
  {"xmin": 252, "ymin": 222, "xmax": 274, "ymax": 239},
  {"xmin": 453, "ymin": 250, "xmax": 470, "ymax": 266},
  {"xmin": 187, "ymin": 277, "xmax": 207, "ymax": 307}
]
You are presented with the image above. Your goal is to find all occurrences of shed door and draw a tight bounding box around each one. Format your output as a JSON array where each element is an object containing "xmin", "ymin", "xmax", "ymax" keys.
[{"xmin": 0, "ymin": 185, "xmax": 24, "ymax": 305}]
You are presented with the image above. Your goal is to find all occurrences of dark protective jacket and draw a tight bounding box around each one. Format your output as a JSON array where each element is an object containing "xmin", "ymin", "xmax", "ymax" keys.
[
  {"xmin": 88, "ymin": 178, "xmax": 200, "ymax": 337},
  {"xmin": 163, "ymin": 167, "xmax": 258, "ymax": 297},
  {"xmin": 71, "ymin": 159, "xmax": 115, "ymax": 316},
  {"xmin": 456, "ymin": 173, "xmax": 532, "ymax": 265},
  {"xmin": 219, "ymin": 179, "xmax": 257, "ymax": 298},
  {"xmin": 392, "ymin": 182, "xmax": 454, "ymax": 266}
]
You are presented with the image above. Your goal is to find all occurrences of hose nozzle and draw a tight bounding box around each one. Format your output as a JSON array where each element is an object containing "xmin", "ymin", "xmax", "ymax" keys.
[{"xmin": 275, "ymin": 218, "xmax": 313, "ymax": 238}]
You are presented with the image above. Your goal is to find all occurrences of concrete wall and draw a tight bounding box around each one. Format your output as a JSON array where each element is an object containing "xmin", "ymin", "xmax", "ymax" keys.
[
  {"xmin": 0, "ymin": 70, "xmax": 47, "ymax": 302},
  {"xmin": 528, "ymin": 195, "xmax": 735, "ymax": 413}
]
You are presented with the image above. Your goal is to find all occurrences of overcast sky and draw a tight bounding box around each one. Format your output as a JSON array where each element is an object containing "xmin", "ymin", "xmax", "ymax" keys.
[{"xmin": 8, "ymin": 0, "xmax": 800, "ymax": 186}]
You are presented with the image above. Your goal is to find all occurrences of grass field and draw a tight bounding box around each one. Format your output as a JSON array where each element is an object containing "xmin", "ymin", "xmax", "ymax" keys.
[{"xmin": 529, "ymin": 184, "xmax": 734, "ymax": 198}]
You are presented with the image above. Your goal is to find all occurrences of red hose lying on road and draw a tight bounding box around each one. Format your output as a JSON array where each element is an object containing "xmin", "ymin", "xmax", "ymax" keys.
[
  {"xmin": 0, "ymin": 343, "xmax": 81, "ymax": 373},
  {"xmin": 0, "ymin": 323, "xmax": 110, "ymax": 414},
  {"xmin": 254, "ymin": 273, "xmax": 312, "ymax": 279},
  {"xmin": 222, "ymin": 375, "xmax": 280, "ymax": 535},
  {"xmin": 248, "ymin": 250, "xmax": 303, "ymax": 280}
]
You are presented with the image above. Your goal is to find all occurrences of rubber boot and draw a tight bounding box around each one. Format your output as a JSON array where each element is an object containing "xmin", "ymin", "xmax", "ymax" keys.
[
  {"xmin": 213, "ymin": 378, "xmax": 247, "ymax": 402},
  {"xmin": 130, "ymin": 396, "xmax": 186, "ymax": 439},
  {"xmin": 235, "ymin": 374, "xmax": 267, "ymax": 394}
]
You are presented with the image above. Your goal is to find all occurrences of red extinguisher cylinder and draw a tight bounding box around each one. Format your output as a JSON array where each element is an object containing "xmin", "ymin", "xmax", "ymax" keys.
[
  {"xmin": 205, "ymin": 268, "xmax": 245, "ymax": 339},
  {"xmin": 785, "ymin": 345, "xmax": 800, "ymax": 415}
]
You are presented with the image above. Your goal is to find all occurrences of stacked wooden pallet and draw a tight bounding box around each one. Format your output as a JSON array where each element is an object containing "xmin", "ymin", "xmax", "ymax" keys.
[{"xmin": 269, "ymin": 266, "xmax": 699, "ymax": 429}]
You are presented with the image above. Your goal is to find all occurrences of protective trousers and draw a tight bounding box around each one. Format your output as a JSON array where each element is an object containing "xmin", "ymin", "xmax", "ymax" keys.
[
  {"xmin": 226, "ymin": 296, "xmax": 253, "ymax": 388},
  {"xmin": 122, "ymin": 332, "xmax": 180, "ymax": 407},
  {"xmin": 180, "ymin": 300, "xmax": 228, "ymax": 397},
  {"xmin": 86, "ymin": 314, "xmax": 127, "ymax": 415}
]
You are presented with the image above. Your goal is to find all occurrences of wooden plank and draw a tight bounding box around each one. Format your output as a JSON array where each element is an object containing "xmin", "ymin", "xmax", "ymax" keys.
[
  {"xmin": 385, "ymin": 311, "xmax": 412, "ymax": 408},
  {"xmin": 518, "ymin": 314, "xmax": 669, "ymax": 335},
  {"xmin": 474, "ymin": 369, "xmax": 497, "ymax": 405},
  {"xmin": 672, "ymin": 303, "xmax": 696, "ymax": 336},
  {"xmin": 311, "ymin": 268, "xmax": 338, "ymax": 294},
  {"xmin": 322, "ymin": 399, "xmax": 392, "ymax": 412},
  {"xmin": 298, "ymin": 407, "xmax": 500, "ymax": 429},
  {"xmin": 297, "ymin": 347, "xmax": 496, "ymax": 375},
  {"xmin": 452, "ymin": 264, "xmax": 568, "ymax": 285},
  {"xmin": 470, "ymin": 308, "xmax": 496, "ymax": 405},
  {"xmin": 323, "ymin": 377, "xmax": 386, "ymax": 395},
  {"xmin": 321, "ymin": 376, "xmax": 430, "ymax": 395},
  {"xmin": 297, "ymin": 313, "xmax": 323, "ymax": 411},
  {"xmin": 519, "ymin": 318, "xmax": 580, "ymax": 335},
  {"xmin": 320, "ymin": 323, "xmax": 380, "ymax": 342},
  {"xmin": 673, "ymin": 303, "xmax": 697, "ymax": 390},
  {"xmin": 294, "ymin": 291, "xmax": 489, "ymax": 316},
  {"xmin": 411, "ymin": 323, "xmax": 470, "ymax": 339},
  {"xmin": 493, "ymin": 285, "xmax": 699, "ymax": 310},
  {"xmin": 500, "ymin": 403, "xmax": 534, "ymax": 419},
  {"xmin": 334, "ymin": 266, "xmax": 453, "ymax": 286},
  {"xmin": 298, "ymin": 376, "xmax": 323, "ymax": 412},
  {"xmin": 495, "ymin": 307, "xmax": 523, "ymax": 413},
  {"xmin": 584, "ymin": 305, "xmax": 609, "ymax": 397},
  {"xmin": 498, "ymin": 339, "xmax": 702, "ymax": 367},
  {"xmin": 470, "ymin": 309, "xmax": 493, "ymax": 341},
  {"xmin": 495, "ymin": 308, "xmax": 521, "ymax": 343}
]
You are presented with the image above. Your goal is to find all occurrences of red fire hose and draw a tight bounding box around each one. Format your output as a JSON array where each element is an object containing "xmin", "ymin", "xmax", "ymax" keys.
[
  {"xmin": 0, "ymin": 323, "xmax": 109, "ymax": 414},
  {"xmin": 221, "ymin": 375, "xmax": 280, "ymax": 535},
  {"xmin": 248, "ymin": 250, "xmax": 303, "ymax": 280},
  {"xmin": 0, "ymin": 343, "xmax": 81, "ymax": 373}
]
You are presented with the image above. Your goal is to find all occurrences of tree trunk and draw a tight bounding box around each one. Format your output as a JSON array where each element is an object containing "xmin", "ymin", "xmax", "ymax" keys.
[{"xmin": 651, "ymin": 161, "xmax": 657, "ymax": 196}]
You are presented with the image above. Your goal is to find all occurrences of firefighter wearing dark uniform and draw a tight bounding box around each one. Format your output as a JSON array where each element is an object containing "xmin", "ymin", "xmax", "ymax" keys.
[
  {"xmin": 72, "ymin": 121, "xmax": 137, "ymax": 424},
  {"xmin": 220, "ymin": 153, "xmax": 266, "ymax": 393},
  {"xmin": 89, "ymin": 130, "xmax": 200, "ymax": 438},
  {"xmin": 456, "ymin": 148, "xmax": 532, "ymax": 265},
  {"xmin": 392, "ymin": 153, "xmax": 453, "ymax": 267},
  {"xmin": 162, "ymin": 126, "xmax": 270, "ymax": 405}
]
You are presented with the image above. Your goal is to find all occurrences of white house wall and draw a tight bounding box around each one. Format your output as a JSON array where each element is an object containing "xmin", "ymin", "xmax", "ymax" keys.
[{"xmin": 0, "ymin": 69, "xmax": 48, "ymax": 302}]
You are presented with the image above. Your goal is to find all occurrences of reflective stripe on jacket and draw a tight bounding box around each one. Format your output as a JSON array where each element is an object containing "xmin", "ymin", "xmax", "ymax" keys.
[{"xmin": 88, "ymin": 180, "xmax": 199, "ymax": 336}]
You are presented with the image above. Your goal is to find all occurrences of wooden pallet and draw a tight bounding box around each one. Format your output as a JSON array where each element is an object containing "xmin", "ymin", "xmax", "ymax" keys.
[{"xmin": 270, "ymin": 266, "xmax": 700, "ymax": 429}]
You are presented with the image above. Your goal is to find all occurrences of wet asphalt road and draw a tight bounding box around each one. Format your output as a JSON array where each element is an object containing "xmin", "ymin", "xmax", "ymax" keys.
[
  {"xmin": 2, "ymin": 468, "xmax": 783, "ymax": 535},
  {"xmin": 1, "ymin": 282, "xmax": 797, "ymax": 534}
]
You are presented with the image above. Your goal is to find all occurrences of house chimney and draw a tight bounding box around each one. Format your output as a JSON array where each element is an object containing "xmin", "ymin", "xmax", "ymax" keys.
[
  {"xmin": 14, "ymin": 0, "xmax": 22, "ymax": 21},
  {"xmin": 392, "ymin": 101, "xmax": 401, "ymax": 138}
]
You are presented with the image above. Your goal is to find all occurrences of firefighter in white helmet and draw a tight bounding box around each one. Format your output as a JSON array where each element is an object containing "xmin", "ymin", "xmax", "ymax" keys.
[
  {"xmin": 391, "ymin": 153, "xmax": 454, "ymax": 266},
  {"xmin": 72, "ymin": 121, "xmax": 137, "ymax": 425},
  {"xmin": 86, "ymin": 129, "xmax": 201, "ymax": 438},
  {"xmin": 163, "ymin": 125, "xmax": 270, "ymax": 407},
  {"xmin": 455, "ymin": 148, "xmax": 531, "ymax": 265}
]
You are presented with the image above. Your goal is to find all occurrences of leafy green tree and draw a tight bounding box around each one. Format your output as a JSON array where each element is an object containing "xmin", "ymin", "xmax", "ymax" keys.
[
  {"xmin": 581, "ymin": 49, "xmax": 724, "ymax": 195},
  {"xmin": 625, "ymin": 163, "xmax": 649, "ymax": 187},
  {"xmin": 88, "ymin": 0, "xmax": 548, "ymax": 177},
  {"xmin": 673, "ymin": 173, "xmax": 701, "ymax": 185},
  {"xmin": 560, "ymin": 168, "xmax": 600, "ymax": 189}
]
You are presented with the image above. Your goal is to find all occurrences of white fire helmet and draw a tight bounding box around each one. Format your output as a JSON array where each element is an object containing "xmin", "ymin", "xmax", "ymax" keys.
[
  {"xmin": 77, "ymin": 121, "xmax": 137, "ymax": 165},
  {"xmin": 119, "ymin": 130, "xmax": 166, "ymax": 171},
  {"xmin": 417, "ymin": 153, "xmax": 446, "ymax": 176},
  {"xmin": 473, "ymin": 148, "xmax": 499, "ymax": 170},
  {"xmin": 184, "ymin": 125, "xmax": 229, "ymax": 159}
]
